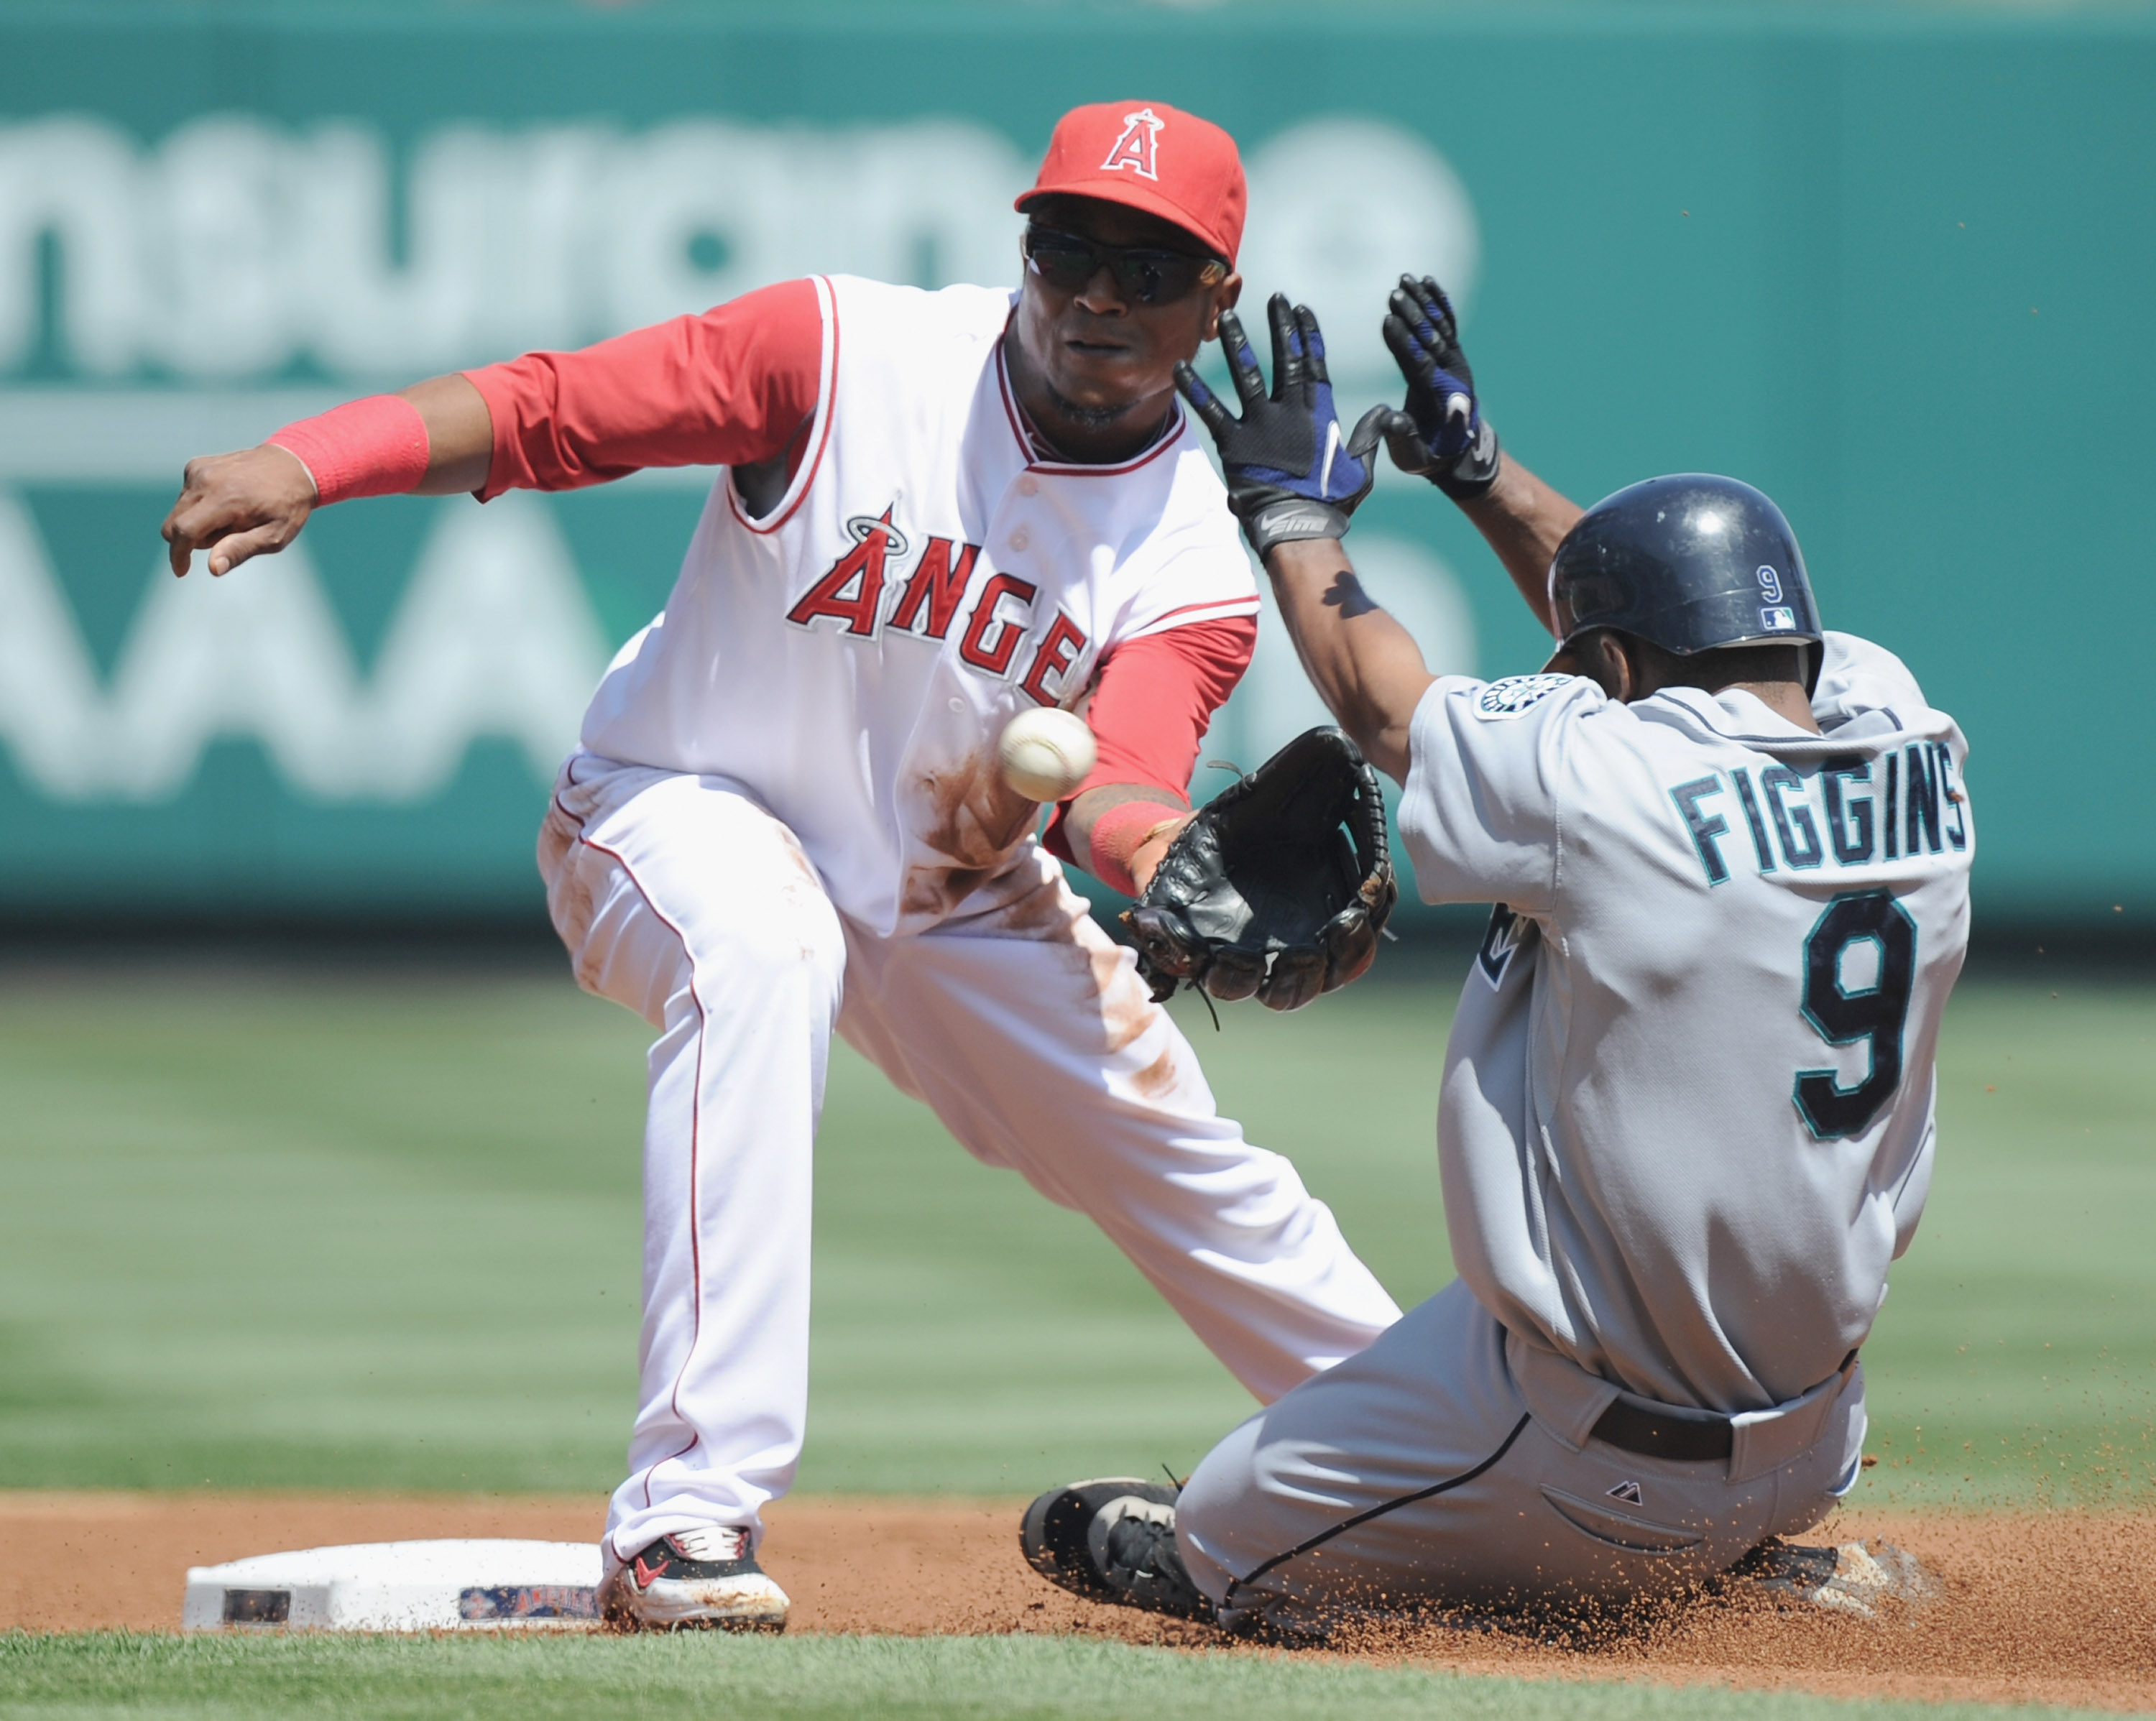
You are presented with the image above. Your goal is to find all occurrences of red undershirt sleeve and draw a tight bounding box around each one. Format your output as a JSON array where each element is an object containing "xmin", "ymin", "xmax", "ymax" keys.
[
  {"xmin": 462, "ymin": 277, "xmax": 825, "ymax": 499},
  {"xmin": 1041, "ymin": 615, "xmax": 1258, "ymax": 886}
]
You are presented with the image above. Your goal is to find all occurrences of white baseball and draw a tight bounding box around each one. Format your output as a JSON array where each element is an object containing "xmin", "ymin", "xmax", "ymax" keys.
[{"xmin": 998, "ymin": 707, "xmax": 1097, "ymax": 803}]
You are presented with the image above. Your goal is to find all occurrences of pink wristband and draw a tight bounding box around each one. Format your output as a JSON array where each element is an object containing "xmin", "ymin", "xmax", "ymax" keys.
[
  {"xmin": 267, "ymin": 395, "xmax": 431, "ymax": 505},
  {"xmin": 1087, "ymin": 798, "xmax": 1188, "ymax": 900}
]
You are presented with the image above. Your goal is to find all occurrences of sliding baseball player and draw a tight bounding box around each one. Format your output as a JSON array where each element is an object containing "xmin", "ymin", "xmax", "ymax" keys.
[{"xmin": 1022, "ymin": 283, "xmax": 1973, "ymax": 1631}]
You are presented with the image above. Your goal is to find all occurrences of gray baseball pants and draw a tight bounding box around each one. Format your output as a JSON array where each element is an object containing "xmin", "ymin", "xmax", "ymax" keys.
[{"xmin": 1174, "ymin": 1279, "xmax": 1866, "ymax": 1633}]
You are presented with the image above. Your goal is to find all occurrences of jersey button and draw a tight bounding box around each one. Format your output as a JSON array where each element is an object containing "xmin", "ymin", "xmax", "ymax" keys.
[
  {"xmin": 1008, "ymin": 526, "xmax": 1031, "ymax": 552},
  {"xmin": 1016, "ymin": 475, "xmax": 1039, "ymax": 497}
]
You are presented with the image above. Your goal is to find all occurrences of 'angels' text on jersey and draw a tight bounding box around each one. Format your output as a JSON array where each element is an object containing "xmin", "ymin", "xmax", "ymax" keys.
[
  {"xmin": 576, "ymin": 275, "xmax": 1259, "ymax": 936},
  {"xmin": 782, "ymin": 507, "xmax": 1088, "ymax": 708}
]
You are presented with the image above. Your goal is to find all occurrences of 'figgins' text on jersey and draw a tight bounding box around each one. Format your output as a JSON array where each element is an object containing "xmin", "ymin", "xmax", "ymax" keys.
[{"xmin": 1398, "ymin": 634, "xmax": 1973, "ymax": 1416}]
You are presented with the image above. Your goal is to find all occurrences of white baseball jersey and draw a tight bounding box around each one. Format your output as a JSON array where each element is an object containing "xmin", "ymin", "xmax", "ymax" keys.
[
  {"xmin": 1398, "ymin": 632, "xmax": 1973, "ymax": 1413},
  {"xmin": 577, "ymin": 274, "xmax": 1258, "ymax": 936}
]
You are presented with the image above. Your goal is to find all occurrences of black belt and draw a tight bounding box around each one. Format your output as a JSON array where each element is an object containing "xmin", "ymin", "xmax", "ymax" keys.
[
  {"xmin": 1589, "ymin": 1395, "xmax": 1733, "ymax": 1462},
  {"xmin": 1587, "ymin": 1351, "xmax": 1859, "ymax": 1464}
]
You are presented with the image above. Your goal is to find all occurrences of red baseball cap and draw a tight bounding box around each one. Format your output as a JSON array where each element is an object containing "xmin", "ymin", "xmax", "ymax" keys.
[{"xmin": 1015, "ymin": 101, "xmax": 1246, "ymax": 266}]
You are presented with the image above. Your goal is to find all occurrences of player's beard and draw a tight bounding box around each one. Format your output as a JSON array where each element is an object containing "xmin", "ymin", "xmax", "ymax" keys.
[{"xmin": 1041, "ymin": 380, "xmax": 1142, "ymax": 431}]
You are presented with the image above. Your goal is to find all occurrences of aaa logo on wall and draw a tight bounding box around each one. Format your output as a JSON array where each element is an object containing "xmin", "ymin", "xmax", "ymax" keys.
[{"xmin": 0, "ymin": 492, "xmax": 607, "ymax": 803}]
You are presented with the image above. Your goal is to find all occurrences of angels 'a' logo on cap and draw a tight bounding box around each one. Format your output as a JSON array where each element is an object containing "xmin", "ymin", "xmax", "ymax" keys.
[{"xmin": 1101, "ymin": 107, "xmax": 1165, "ymax": 180}]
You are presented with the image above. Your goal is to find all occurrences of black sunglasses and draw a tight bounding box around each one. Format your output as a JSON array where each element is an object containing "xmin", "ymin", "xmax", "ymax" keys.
[{"xmin": 1023, "ymin": 226, "xmax": 1227, "ymax": 305}]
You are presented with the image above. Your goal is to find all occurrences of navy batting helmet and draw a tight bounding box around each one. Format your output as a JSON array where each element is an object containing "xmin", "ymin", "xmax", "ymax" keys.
[{"xmin": 1547, "ymin": 474, "xmax": 1821, "ymax": 662}]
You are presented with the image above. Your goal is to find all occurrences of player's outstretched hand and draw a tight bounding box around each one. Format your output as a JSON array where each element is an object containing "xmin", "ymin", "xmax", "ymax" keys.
[
  {"xmin": 1123, "ymin": 726, "xmax": 1397, "ymax": 1013},
  {"xmin": 1174, "ymin": 294, "xmax": 1391, "ymax": 558},
  {"xmin": 161, "ymin": 445, "xmax": 318, "ymax": 577},
  {"xmin": 1379, "ymin": 274, "xmax": 1502, "ymax": 501}
]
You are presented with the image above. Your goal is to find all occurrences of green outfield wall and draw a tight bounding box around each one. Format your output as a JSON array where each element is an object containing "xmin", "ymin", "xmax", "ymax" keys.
[{"xmin": 0, "ymin": 1, "xmax": 2147, "ymax": 931}]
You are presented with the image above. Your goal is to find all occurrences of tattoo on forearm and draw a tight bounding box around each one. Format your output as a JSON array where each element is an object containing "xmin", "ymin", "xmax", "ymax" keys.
[{"xmin": 1321, "ymin": 571, "xmax": 1380, "ymax": 618}]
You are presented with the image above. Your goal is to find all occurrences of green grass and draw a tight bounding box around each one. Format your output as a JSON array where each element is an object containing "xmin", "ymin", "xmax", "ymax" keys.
[
  {"xmin": 1859, "ymin": 979, "xmax": 2156, "ymax": 1504},
  {"xmin": 0, "ymin": 959, "xmax": 2150, "ymax": 1503},
  {"xmin": 0, "ymin": 1631, "xmax": 2119, "ymax": 1721}
]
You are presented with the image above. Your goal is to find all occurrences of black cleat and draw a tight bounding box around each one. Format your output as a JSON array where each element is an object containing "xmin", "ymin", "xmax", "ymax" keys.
[{"xmin": 1021, "ymin": 1477, "xmax": 1212, "ymax": 1620}]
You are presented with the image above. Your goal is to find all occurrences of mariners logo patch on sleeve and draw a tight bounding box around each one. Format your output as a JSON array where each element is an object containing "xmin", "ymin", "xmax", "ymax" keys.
[{"xmin": 1472, "ymin": 674, "xmax": 1572, "ymax": 720}]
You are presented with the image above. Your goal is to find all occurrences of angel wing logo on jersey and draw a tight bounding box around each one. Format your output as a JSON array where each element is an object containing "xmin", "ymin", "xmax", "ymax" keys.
[
  {"xmin": 1473, "ymin": 673, "xmax": 1570, "ymax": 721},
  {"xmin": 1101, "ymin": 108, "xmax": 1165, "ymax": 180},
  {"xmin": 1476, "ymin": 904, "xmax": 1526, "ymax": 989}
]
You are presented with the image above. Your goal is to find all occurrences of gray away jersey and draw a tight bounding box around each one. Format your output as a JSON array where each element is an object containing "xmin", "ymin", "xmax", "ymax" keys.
[{"xmin": 1398, "ymin": 632, "xmax": 1972, "ymax": 1414}]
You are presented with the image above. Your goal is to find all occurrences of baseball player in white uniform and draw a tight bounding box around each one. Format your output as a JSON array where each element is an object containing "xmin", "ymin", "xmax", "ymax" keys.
[
  {"xmin": 1021, "ymin": 282, "xmax": 1973, "ymax": 1632},
  {"xmin": 159, "ymin": 103, "xmax": 1404, "ymax": 1631}
]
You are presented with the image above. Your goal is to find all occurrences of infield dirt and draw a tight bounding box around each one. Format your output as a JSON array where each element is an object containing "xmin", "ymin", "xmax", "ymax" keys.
[{"xmin": 3, "ymin": 1492, "xmax": 2152, "ymax": 1711}]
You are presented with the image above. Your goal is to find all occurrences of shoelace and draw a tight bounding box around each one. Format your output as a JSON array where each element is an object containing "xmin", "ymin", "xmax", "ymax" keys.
[{"xmin": 671, "ymin": 1524, "xmax": 750, "ymax": 1563}]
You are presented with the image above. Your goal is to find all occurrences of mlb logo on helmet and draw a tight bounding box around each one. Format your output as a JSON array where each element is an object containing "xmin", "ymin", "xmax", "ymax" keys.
[
  {"xmin": 1015, "ymin": 99, "xmax": 1247, "ymax": 265},
  {"xmin": 1755, "ymin": 563, "xmax": 1794, "ymax": 630}
]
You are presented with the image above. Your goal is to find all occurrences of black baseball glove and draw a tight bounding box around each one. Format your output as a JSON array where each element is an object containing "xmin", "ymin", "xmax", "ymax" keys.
[{"xmin": 1122, "ymin": 727, "xmax": 1396, "ymax": 1012}]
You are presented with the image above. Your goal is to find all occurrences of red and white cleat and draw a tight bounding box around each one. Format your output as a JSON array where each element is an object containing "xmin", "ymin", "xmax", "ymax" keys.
[{"xmin": 598, "ymin": 1526, "xmax": 790, "ymax": 1632}]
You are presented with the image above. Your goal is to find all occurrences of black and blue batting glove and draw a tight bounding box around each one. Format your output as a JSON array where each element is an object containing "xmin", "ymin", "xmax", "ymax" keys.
[
  {"xmin": 1380, "ymin": 274, "xmax": 1501, "ymax": 501},
  {"xmin": 1174, "ymin": 295, "xmax": 1390, "ymax": 559}
]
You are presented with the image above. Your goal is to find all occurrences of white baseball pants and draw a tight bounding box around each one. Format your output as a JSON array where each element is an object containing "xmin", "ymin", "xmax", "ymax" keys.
[
  {"xmin": 538, "ymin": 754, "xmax": 1402, "ymax": 1563},
  {"xmin": 1175, "ymin": 1278, "xmax": 1866, "ymax": 1632}
]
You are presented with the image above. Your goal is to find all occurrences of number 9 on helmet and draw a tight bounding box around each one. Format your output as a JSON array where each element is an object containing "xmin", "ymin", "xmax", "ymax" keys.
[{"xmin": 1545, "ymin": 474, "xmax": 1823, "ymax": 688}]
